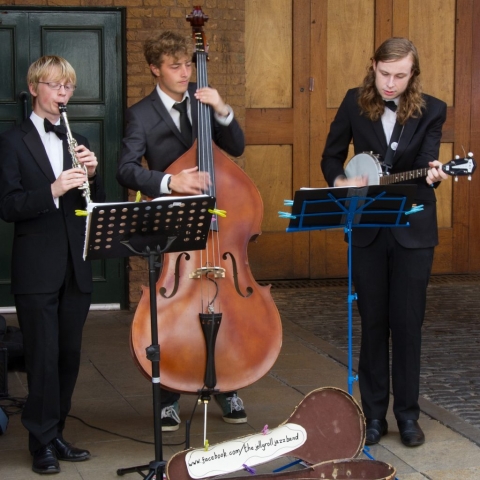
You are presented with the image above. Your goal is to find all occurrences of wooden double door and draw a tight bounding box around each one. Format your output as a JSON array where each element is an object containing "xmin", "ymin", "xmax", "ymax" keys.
[{"xmin": 244, "ymin": 0, "xmax": 480, "ymax": 280}]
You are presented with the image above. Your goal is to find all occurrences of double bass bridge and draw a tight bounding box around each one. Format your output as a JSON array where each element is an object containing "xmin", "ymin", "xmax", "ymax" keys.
[{"xmin": 189, "ymin": 266, "xmax": 226, "ymax": 279}]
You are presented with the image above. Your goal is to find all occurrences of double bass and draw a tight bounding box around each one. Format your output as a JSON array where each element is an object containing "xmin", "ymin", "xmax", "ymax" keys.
[{"xmin": 130, "ymin": 7, "xmax": 282, "ymax": 395}]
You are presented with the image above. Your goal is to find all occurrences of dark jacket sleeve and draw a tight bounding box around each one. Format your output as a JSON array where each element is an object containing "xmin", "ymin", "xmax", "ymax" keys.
[
  {"xmin": 321, "ymin": 89, "xmax": 357, "ymax": 187},
  {"xmin": 0, "ymin": 131, "xmax": 57, "ymax": 223},
  {"xmin": 212, "ymin": 114, "xmax": 245, "ymax": 158},
  {"xmin": 116, "ymin": 104, "xmax": 167, "ymax": 198}
]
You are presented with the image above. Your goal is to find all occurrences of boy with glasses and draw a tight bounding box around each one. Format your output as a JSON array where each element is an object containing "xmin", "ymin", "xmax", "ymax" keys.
[{"xmin": 0, "ymin": 55, "xmax": 105, "ymax": 474}]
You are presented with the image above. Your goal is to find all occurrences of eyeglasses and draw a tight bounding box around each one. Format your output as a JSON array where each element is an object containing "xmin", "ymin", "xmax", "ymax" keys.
[{"xmin": 38, "ymin": 82, "xmax": 76, "ymax": 92}]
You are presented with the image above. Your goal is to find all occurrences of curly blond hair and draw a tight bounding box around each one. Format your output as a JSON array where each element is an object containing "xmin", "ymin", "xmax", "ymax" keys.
[
  {"xmin": 357, "ymin": 37, "xmax": 425, "ymax": 124},
  {"xmin": 143, "ymin": 31, "xmax": 194, "ymax": 69}
]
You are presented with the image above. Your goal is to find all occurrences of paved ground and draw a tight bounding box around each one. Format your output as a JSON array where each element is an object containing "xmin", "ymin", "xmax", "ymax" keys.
[
  {"xmin": 268, "ymin": 274, "xmax": 480, "ymax": 442},
  {"xmin": 1, "ymin": 275, "xmax": 480, "ymax": 479}
]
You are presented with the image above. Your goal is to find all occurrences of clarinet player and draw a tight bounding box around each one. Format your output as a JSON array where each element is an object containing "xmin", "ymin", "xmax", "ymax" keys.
[{"xmin": 0, "ymin": 55, "xmax": 105, "ymax": 474}]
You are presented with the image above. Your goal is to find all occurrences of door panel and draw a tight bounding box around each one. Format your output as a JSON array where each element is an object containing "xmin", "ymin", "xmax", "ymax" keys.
[
  {"xmin": 326, "ymin": 0, "xmax": 374, "ymax": 107},
  {"xmin": 0, "ymin": 8, "xmax": 125, "ymax": 308},
  {"xmin": 245, "ymin": 0, "xmax": 310, "ymax": 280}
]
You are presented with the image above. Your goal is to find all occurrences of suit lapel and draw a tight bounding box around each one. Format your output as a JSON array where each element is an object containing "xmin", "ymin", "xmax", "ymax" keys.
[
  {"xmin": 22, "ymin": 120, "xmax": 56, "ymax": 183},
  {"xmin": 62, "ymin": 136, "xmax": 70, "ymax": 171},
  {"xmin": 370, "ymin": 114, "xmax": 421, "ymax": 167},
  {"xmin": 188, "ymin": 83, "xmax": 198, "ymax": 141},
  {"xmin": 391, "ymin": 116, "xmax": 421, "ymax": 165},
  {"xmin": 371, "ymin": 119, "xmax": 388, "ymax": 154}
]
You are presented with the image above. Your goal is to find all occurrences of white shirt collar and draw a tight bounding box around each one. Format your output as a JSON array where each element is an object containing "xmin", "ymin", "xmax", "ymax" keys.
[{"xmin": 155, "ymin": 84, "xmax": 190, "ymax": 111}]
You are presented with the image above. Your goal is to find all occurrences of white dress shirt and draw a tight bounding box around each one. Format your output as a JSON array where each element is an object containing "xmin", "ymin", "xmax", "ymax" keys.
[
  {"xmin": 30, "ymin": 112, "xmax": 64, "ymax": 208},
  {"xmin": 381, "ymin": 98, "xmax": 399, "ymax": 144}
]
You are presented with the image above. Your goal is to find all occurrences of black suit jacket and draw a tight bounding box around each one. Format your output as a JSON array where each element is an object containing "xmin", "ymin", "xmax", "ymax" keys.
[
  {"xmin": 116, "ymin": 83, "xmax": 245, "ymax": 198},
  {"xmin": 0, "ymin": 119, "xmax": 106, "ymax": 295},
  {"xmin": 321, "ymin": 88, "xmax": 447, "ymax": 248}
]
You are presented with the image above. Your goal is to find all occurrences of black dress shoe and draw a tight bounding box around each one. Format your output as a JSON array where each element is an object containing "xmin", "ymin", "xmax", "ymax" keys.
[
  {"xmin": 32, "ymin": 444, "xmax": 60, "ymax": 474},
  {"xmin": 397, "ymin": 419, "xmax": 425, "ymax": 447},
  {"xmin": 52, "ymin": 437, "xmax": 91, "ymax": 462},
  {"xmin": 365, "ymin": 418, "xmax": 388, "ymax": 445}
]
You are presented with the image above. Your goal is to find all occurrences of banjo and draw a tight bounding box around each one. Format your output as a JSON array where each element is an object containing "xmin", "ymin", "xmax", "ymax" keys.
[{"xmin": 345, "ymin": 151, "xmax": 476, "ymax": 185}]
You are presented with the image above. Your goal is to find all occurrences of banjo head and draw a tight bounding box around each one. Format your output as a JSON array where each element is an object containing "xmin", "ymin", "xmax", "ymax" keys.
[{"xmin": 345, "ymin": 152, "xmax": 382, "ymax": 186}]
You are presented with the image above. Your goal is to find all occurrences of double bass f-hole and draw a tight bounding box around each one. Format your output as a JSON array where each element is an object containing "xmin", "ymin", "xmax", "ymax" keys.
[{"xmin": 223, "ymin": 252, "xmax": 254, "ymax": 298}]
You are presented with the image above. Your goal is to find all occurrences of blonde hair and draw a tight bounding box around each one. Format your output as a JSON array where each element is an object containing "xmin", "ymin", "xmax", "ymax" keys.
[
  {"xmin": 357, "ymin": 37, "xmax": 425, "ymax": 124},
  {"xmin": 27, "ymin": 55, "xmax": 76, "ymax": 104},
  {"xmin": 143, "ymin": 31, "xmax": 194, "ymax": 70},
  {"xmin": 28, "ymin": 55, "xmax": 76, "ymax": 86}
]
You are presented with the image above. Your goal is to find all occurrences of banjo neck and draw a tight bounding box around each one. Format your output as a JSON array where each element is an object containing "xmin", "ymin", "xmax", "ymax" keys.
[
  {"xmin": 380, "ymin": 167, "xmax": 432, "ymax": 185},
  {"xmin": 344, "ymin": 151, "xmax": 476, "ymax": 185}
]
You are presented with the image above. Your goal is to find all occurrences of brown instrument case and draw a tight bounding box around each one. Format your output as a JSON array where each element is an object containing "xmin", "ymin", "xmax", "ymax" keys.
[{"xmin": 166, "ymin": 387, "xmax": 395, "ymax": 480}]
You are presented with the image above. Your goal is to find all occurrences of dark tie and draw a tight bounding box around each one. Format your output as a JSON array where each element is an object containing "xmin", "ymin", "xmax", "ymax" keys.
[
  {"xmin": 384, "ymin": 100, "xmax": 397, "ymax": 112},
  {"xmin": 172, "ymin": 99, "xmax": 192, "ymax": 145},
  {"xmin": 44, "ymin": 118, "xmax": 67, "ymax": 138}
]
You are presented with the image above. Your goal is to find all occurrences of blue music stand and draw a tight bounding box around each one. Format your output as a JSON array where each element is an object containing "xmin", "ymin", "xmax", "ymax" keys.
[{"xmin": 280, "ymin": 184, "xmax": 419, "ymax": 395}]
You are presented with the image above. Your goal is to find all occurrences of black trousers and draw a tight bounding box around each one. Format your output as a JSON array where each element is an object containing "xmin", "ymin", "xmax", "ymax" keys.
[
  {"xmin": 352, "ymin": 228, "xmax": 434, "ymax": 422},
  {"xmin": 15, "ymin": 259, "xmax": 91, "ymax": 453}
]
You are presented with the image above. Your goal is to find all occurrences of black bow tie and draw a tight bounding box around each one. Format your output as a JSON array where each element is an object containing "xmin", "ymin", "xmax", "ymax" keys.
[
  {"xmin": 384, "ymin": 100, "xmax": 397, "ymax": 112},
  {"xmin": 44, "ymin": 118, "xmax": 67, "ymax": 138}
]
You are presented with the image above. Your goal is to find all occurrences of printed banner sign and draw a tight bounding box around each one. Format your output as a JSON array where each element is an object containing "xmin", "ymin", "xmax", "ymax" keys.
[{"xmin": 185, "ymin": 423, "xmax": 306, "ymax": 478}]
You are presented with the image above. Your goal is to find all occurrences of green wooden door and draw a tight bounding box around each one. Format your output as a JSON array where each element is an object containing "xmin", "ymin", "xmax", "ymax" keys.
[{"xmin": 0, "ymin": 7, "xmax": 126, "ymax": 309}]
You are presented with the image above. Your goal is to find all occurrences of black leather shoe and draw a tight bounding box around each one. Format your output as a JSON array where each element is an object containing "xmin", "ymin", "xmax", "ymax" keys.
[
  {"xmin": 32, "ymin": 444, "xmax": 60, "ymax": 474},
  {"xmin": 52, "ymin": 437, "xmax": 91, "ymax": 462},
  {"xmin": 365, "ymin": 418, "xmax": 388, "ymax": 445},
  {"xmin": 397, "ymin": 419, "xmax": 425, "ymax": 447}
]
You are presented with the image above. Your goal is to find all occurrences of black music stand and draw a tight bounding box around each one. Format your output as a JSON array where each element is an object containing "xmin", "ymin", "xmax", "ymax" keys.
[
  {"xmin": 280, "ymin": 185, "xmax": 418, "ymax": 395},
  {"xmin": 83, "ymin": 195, "xmax": 215, "ymax": 480}
]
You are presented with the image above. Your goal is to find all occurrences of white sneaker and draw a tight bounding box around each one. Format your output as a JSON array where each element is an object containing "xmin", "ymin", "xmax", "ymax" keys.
[{"xmin": 161, "ymin": 401, "xmax": 181, "ymax": 431}]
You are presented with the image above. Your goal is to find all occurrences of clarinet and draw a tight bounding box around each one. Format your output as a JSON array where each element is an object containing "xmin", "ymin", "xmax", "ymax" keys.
[{"xmin": 58, "ymin": 103, "xmax": 91, "ymax": 207}]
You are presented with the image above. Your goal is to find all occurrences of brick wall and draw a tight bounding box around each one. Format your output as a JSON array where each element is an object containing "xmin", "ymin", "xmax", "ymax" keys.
[{"xmin": 2, "ymin": 0, "xmax": 246, "ymax": 308}]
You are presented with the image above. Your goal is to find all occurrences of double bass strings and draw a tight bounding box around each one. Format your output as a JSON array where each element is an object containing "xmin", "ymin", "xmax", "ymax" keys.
[{"xmin": 196, "ymin": 47, "xmax": 223, "ymax": 314}]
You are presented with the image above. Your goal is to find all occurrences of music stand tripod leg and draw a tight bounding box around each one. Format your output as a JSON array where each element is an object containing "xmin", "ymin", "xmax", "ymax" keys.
[
  {"xmin": 117, "ymin": 245, "xmax": 172, "ymax": 479},
  {"xmin": 346, "ymin": 225, "xmax": 359, "ymax": 396}
]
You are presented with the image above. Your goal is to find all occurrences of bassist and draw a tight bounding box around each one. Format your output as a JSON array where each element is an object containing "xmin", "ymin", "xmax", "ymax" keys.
[{"xmin": 116, "ymin": 31, "xmax": 247, "ymax": 432}]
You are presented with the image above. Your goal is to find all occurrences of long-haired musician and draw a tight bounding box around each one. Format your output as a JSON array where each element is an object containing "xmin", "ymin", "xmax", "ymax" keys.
[
  {"xmin": 321, "ymin": 38, "xmax": 449, "ymax": 447},
  {"xmin": 0, "ymin": 56, "xmax": 105, "ymax": 474}
]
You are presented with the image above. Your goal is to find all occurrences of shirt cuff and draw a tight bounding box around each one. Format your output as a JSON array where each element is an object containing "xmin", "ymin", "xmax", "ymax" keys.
[
  {"xmin": 160, "ymin": 174, "xmax": 172, "ymax": 194},
  {"xmin": 214, "ymin": 105, "xmax": 234, "ymax": 126}
]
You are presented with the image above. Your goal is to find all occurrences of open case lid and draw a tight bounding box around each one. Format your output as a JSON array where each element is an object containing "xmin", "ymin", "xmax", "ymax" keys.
[{"xmin": 284, "ymin": 387, "xmax": 365, "ymax": 464}]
